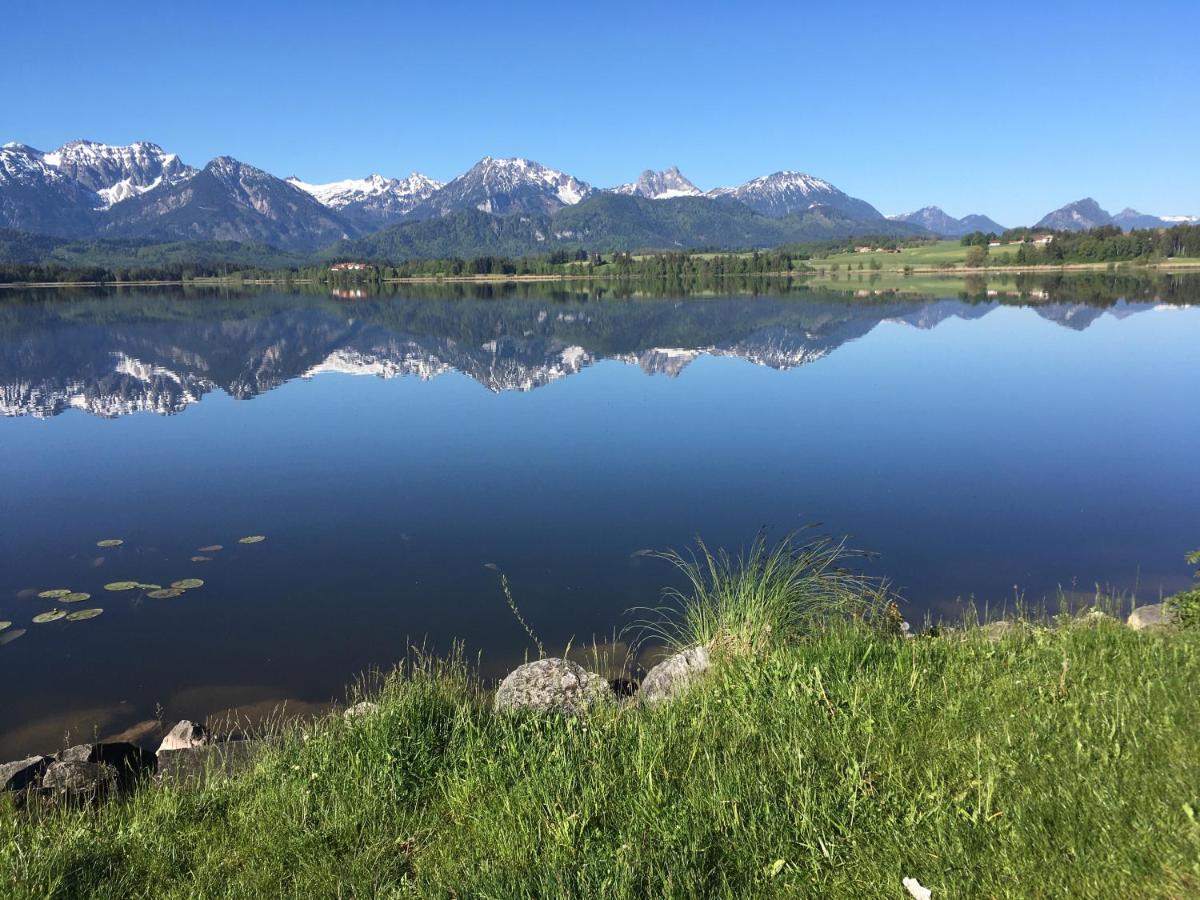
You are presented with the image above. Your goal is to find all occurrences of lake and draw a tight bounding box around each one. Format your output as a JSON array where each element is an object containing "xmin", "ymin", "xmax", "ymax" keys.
[{"xmin": 2, "ymin": 277, "xmax": 1198, "ymax": 757}]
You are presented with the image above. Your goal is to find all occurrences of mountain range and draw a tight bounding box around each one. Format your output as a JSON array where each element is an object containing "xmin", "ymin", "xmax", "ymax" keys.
[
  {"xmin": 1, "ymin": 139, "xmax": 1195, "ymax": 258},
  {"xmin": 1034, "ymin": 198, "xmax": 1199, "ymax": 232},
  {"xmin": 888, "ymin": 207, "xmax": 1007, "ymax": 238}
]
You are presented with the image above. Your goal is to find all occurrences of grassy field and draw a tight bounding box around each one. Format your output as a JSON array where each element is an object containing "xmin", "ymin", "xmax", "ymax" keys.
[{"xmin": 2, "ymin": 539, "xmax": 1198, "ymax": 898}]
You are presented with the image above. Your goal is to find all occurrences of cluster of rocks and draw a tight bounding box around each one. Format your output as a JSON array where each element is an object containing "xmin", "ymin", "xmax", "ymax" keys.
[
  {"xmin": 1, "ymin": 719, "xmax": 258, "ymax": 807},
  {"xmin": 493, "ymin": 645, "xmax": 712, "ymax": 715}
]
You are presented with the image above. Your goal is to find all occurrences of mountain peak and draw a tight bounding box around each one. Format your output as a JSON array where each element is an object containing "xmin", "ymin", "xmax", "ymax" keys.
[
  {"xmin": 613, "ymin": 166, "xmax": 701, "ymax": 199},
  {"xmin": 1036, "ymin": 198, "xmax": 1113, "ymax": 231},
  {"xmin": 706, "ymin": 170, "xmax": 881, "ymax": 221}
]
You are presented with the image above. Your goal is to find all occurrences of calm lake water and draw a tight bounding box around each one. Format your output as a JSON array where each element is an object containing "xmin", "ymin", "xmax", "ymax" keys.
[{"xmin": 2, "ymin": 278, "xmax": 1198, "ymax": 757}]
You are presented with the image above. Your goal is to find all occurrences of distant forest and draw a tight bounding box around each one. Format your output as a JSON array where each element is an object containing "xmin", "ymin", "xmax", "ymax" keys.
[{"xmin": 1, "ymin": 224, "xmax": 1198, "ymax": 286}]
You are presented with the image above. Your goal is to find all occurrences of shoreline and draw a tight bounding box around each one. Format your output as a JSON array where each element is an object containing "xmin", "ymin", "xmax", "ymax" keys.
[{"xmin": 2, "ymin": 259, "xmax": 1200, "ymax": 290}]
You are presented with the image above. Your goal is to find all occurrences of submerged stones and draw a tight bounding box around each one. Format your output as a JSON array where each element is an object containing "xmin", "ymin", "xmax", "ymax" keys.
[
  {"xmin": 494, "ymin": 658, "xmax": 614, "ymax": 715},
  {"xmin": 639, "ymin": 645, "xmax": 712, "ymax": 705}
]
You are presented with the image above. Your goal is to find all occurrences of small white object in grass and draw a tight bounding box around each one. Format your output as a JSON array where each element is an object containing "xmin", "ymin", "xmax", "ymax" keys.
[{"xmin": 903, "ymin": 877, "xmax": 932, "ymax": 900}]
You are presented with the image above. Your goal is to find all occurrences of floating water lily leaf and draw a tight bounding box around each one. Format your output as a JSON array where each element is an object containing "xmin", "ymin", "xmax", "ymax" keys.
[
  {"xmin": 191, "ymin": 556, "xmax": 212, "ymax": 562},
  {"xmin": 0, "ymin": 621, "xmax": 11, "ymax": 632},
  {"xmin": 170, "ymin": 579, "xmax": 204, "ymax": 590},
  {"xmin": 38, "ymin": 589, "xmax": 72, "ymax": 600},
  {"xmin": 61, "ymin": 592, "xmax": 91, "ymax": 604},
  {"xmin": 66, "ymin": 608, "xmax": 104, "ymax": 621},
  {"xmin": 137, "ymin": 584, "xmax": 162, "ymax": 590},
  {"xmin": 0, "ymin": 629, "xmax": 26, "ymax": 645},
  {"xmin": 238, "ymin": 535, "xmax": 266, "ymax": 544},
  {"xmin": 96, "ymin": 539, "xmax": 124, "ymax": 548},
  {"xmin": 147, "ymin": 589, "xmax": 183, "ymax": 599},
  {"xmin": 104, "ymin": 581, "xmax": 139, "ymax": 592},
  {"xmin": 33, "ymin": 610, "xmax": 67, "ymax": 624},
  {"xmin": 198, "ymin": 545, "xmax": 223, "ymax": 552}
]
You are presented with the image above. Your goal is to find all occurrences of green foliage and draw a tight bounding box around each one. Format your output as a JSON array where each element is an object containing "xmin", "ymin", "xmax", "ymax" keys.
[
  {"xmin": 637, "ymin": 533, "xmax": 889, "ymax": 652},
  {"xmin": 2, "ymin": 620, "xmax": 1198, "ymax": 897},
  {"xmin": 1166, "ymin": 548, "xmax": 1200, "ymax": 629}
]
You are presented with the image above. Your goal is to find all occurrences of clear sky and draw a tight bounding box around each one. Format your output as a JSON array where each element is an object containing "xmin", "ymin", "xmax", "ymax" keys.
[{"xmin": 3, "ymin": 0, "xmax": 1197, "ymax": 225}]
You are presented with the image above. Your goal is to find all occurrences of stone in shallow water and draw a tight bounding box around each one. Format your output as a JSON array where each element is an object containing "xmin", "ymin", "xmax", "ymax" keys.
[
  {"xmin": 0, "ymin": 755, "xmax": 52, "ymax": 792},
  {"xmin": 1127, "ymin": 603, "xmax": 1176, "ymax": 632},
  {"xmin": 158, "ymin": 720, "xmax": 212, "ymax": 754},
  {"xmin": 494, "ymin": 658, "xmax": 614, "ymax": 714},
  {"xmin": 639, "ymin": 646, "xmax": 712, "ymax": 705}
]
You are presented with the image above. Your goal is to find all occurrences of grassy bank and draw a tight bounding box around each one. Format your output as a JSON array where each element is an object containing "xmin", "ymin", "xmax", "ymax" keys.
[{"xmin": 3, "ymin": 542, "xmax": 1199, "ymax": 898}]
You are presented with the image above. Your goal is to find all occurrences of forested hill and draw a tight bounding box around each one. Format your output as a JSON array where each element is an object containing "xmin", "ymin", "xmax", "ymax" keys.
[{"xmin": 334, "ymin": 194, "xmax": 926, "ymax": 262}]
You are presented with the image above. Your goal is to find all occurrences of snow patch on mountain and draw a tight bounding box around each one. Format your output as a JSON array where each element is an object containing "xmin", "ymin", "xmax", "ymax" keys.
[{"xmin": 612, "ymin": 166, "xmax": 702, "ymax": 200}]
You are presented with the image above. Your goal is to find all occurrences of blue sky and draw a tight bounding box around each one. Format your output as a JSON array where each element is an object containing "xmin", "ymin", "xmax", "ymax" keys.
[{"xmin": 3, "ymin": 0, "xmax": 1197, "ymax": 225}]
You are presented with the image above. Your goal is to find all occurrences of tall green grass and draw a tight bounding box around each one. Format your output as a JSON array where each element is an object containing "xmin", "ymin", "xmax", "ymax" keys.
[{"xmin": 634, "ymin": 532, "xmax": 890, "ymax": 654}]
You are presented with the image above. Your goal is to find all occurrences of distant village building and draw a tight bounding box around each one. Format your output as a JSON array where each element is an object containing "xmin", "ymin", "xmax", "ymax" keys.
[
  {"xmin": 1031, "ymin": 234, "xmax": 1054, "ymax": 245},
  {"xmin": 330, "ymin": 261, "xmax": 371, "ymax": 271}
]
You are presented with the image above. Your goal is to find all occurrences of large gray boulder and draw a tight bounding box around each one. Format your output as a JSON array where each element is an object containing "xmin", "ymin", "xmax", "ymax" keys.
[
  {"xmin": 42, "ymin": 760, "xmax": 119, "ymax": 801},
  {"xmin": 158, "ymin": 720, "xmax": 212, "ymax": 754},
  {"xmin": 1127, "ymin": 603, "xmax": 1176, "ymax": 632},
  {"xmin": 640, "ymin": 645, "xmax": 712, "ymax": 705},
  {"xmin": 1, "ymin": 755, "xmax": 52, "ymax": 793},
  {"xmin": 157, "ymin": 741, "xmax": 260, "ymax": 786},
  {"xmin": 57, "ymin": 742, "xmax": 156, "ymax": 790},
  {"xmin": 494, "ymin": 658, "xmax": 614, "ymax": 714}
]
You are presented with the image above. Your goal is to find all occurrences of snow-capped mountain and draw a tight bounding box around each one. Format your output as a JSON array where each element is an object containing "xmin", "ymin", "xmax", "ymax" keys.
[
  {"xmin": 612, "ymin": 166, "xmax": 701, "ymax": 199},
  {"xmin": 287, "ymin": 172, "xmax": 443, "ymax": 227},
  {"xmin": 46, "ymin": 139, "xmax": 195, "ymax": 208},
  {"xmin": 706, "ymin": 171, "xmax": 883, "ymax": 221},
  {"xmin": 889, "ymin": 206, "xmax": 1006, "ymax": 237},
  {"xmin": 409, "ymin": 157, "xmax": 593, "ymax": 219},
  {"xmin": 100, "ymin": 156, "xmax": 355, "ymax": 249},
  {"xmin": 0, "ymin": 142, "xmax": 99, "ymax": 235},
  {"xmin": 1161, "ymin": 214, "xmax": 1200, "ymax": 225}
]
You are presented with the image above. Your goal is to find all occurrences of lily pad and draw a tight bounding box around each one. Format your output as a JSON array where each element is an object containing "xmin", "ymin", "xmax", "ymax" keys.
[
  {"xmin": 104, "ymin": 581, "xmax": 140, "ymax": 592},
  {"xmin": 0, "ymin": 621, "xmax": 11, "ymax": 632},
  {"xmin": 0, "ymin": 629, "xmax": 26, "ymax": 645},
  {"xmin": 137, "ymin": 584, "xmax": 162, "ymax": 591},
  {"xmin": 61, "ymin": 592, "xmax": 91, "ymax": 604},
  {"xmin": 198, "ymin": 545, "xmax": 223, "ymax": 552},
  {"xmin": 66, "ymin": 608, "xmax": 104, "ymax": 621},
  {"xmin": 147, "ymin": 589, "xmax": 184, "ymax": 599},
  {"xmin": 33, "ymin": 610, "xmax": 67, "ymax": 624},
  {"xmin": 170, "ymin": 579, "xmax": 204, "ymax": 590},
  {"xmin": 238, "ymin": 535, "xmax": 266, "ymax": 544},
  {"xmin": 38, "ymin": 589, "xmax": 72, "ymax": 600},
  {"xmin": 191, "ymin": 556, "xmax": 212, "ymax": 562},
  {"xmin": 96, "ymin": 539, "xmax": 124, "ymax": 548}
]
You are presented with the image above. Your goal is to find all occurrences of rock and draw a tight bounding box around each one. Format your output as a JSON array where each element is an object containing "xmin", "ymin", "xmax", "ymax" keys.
[
  {"xmin": 1127, "ymin": 603, "xmax": 1176, "ymax": 632},
  {"xmin": 156, "ymin": 741, "xmax": 260, "ymax": 786},
  {"xmin": 639, "ymin": 645, "xmax": 711, "ymax": 705},
  {"xmin": 0, "ymin": 755, "xmax": 52, "ymax": 793},
  {"xmin": 42, "ymin": 760, "xmax": 119, "ymax": 801},
  {"xmin": 494, "ymin": 658, "xmax": 614, "ymax": 715},
  {"xmin": 57, "ymin": 742, "xmax": 156, "ymax": 790},
  {"xmin": 343, "ymin": 701, "xmax": 379, "ymax": 720},
  {"xmin": 979, "ymin": 621, "xmax": 1021, "ymax": 642},
  {"xmin": 158, "ymin": 720, "xmax": 212, "ymax": 754}
]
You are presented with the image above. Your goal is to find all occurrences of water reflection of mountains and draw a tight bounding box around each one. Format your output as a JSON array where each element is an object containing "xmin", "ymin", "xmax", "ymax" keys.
[{"xmin": 0, "ymin": 288, "xmax": 1190, "ymax": 418}]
